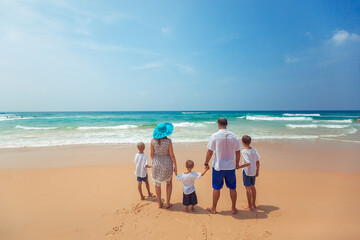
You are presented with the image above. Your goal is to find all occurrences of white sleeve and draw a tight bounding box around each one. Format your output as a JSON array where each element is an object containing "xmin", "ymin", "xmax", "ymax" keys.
[
  {"xmin": 134, "ymin": 155, "xmax": 138, "ymax": 164},
  {"xmin": 255, "ymin": 149, "xmax": 260, "ymax": 161},
  {"xmin": 207, "ymin": 135, "xmax": 215, "ymax": 151},
  {"xmin": 235, "ymin": 138, "xmax": 241, "ymax": 151},
  {"xmin": 176, "ymin": 173, "xmax": 183, "ymax": 181},
  {"xmin": 143, "ymin": 155, "xmax": 148, "ymax": 168},
  {"xmin": 195, "ymin": 172, "xmax": 202, "ymax": 179}
]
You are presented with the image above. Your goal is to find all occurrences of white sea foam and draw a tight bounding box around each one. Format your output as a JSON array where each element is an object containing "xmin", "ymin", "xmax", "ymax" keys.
[
  {"xmin": 314, "ymin": 119, "xmax": 352, "ymax": 123},
  {"xmin": 246, "ymin": 116, "xmax": 312, "ymax": 121},
  {"xmin": 237, "ymin": 116, "xmax": 245, "ymax": 119},
  {"xmin": 203, "ymin": 121, "xmax": 216, "ymax": 124},
  {"xmin": 252, "ymin": 135, "xmax": 319, "ymax": 140},
  {"xmin": 182, "ymin": 112, "xmax": 207, "ymax": 114},
  {"xmin": 15, "ymin": 125, "xmax": 58, "ymax": 130},
  {"xmin": 173, "ymin": 122, "xmax": 205, "ymax": 127},
  {"xmin": 319, "ymin": 125, "xmax": 349, "ymax": 129},
  {"xmin": 77, "ymin": 125, "xmax": 138, "ymax": 130},
  {"xmin": 0, "ymin": 117, "xmax": 33, "ymax": 121},
  {"xmin": 283, "ymin": 113, "xmax": 321, "ymax": 117},
  {"xmin": 286, "ymin": 124, "xmax": 318, "ymax": 128}
]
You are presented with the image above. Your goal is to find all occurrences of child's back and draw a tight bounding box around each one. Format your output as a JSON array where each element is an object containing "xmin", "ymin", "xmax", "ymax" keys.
[
  {"xmin": 176, "ymin": 171, "xmax": 202, "ymax": 194},
  {"xmin": 241, "ymin": 148, "xmax": 260, "ymax": 176}
]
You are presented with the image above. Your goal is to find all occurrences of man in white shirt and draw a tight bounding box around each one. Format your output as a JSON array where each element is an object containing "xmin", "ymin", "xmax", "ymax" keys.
[{"xmin": 204, "ymin": 118, "xmax": 241, "ymax": 214}]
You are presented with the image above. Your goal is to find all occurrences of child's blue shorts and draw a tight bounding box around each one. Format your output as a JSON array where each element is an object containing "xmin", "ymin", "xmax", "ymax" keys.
[
  {"xmin": 183, "ymin": 191, "xmax": 198, "ymax": 206},
  {"xmin": 212, "ymin": 168, "xmax": 236, "ymax": 190},
  {"xmin": 137, "ymin": 174, "xmax": 148, "ymax": 182},
  {"xmin": 242, "ymin": 171, "xmax": 256, "ymax": 187}
]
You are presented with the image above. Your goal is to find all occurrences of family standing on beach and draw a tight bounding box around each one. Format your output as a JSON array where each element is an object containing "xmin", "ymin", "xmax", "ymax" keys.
[{"xmin": 134, "ymin": 118, "xmax": 260, "ymax": 214}]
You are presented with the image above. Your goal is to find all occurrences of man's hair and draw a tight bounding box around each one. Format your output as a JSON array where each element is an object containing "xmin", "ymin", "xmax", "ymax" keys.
[
  {"xmin": 137, "ymin": 142, "xmax": 145, "ymax": 150},
  {"xmin": 217, "ymin": 118, "xmax": 228, "ymax": 126},
  {"xmin": 242, "ymin": 135, "xmax": 251, "ymax": 145},
  {"xmin": 186, "ymin": 160, "xmax": 194, "ymax": 169}
]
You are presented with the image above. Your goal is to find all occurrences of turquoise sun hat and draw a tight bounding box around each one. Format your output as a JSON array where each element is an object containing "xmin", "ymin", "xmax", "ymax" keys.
[{"xmin": 153, "ymin": 123, "xmax": 174, "ymax": 139}]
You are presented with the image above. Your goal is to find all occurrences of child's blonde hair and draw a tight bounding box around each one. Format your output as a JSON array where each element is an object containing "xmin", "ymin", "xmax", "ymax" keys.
[
  {"xmin": 137, "ymin": 142, "xmax": 145, "ymax": 150},
  {"xmin": 186, "ymin": 160, "xmax": 194, "ymax": 169}
]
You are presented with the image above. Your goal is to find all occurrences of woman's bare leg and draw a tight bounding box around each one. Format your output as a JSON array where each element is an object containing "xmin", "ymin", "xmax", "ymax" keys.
[
  {"xmin": 155, "ymin": 184, "xmax": 162, "ymax": 208},
  {"xmin": 165, "ymin": 179, "xmax": 172, "ymax": 208}
]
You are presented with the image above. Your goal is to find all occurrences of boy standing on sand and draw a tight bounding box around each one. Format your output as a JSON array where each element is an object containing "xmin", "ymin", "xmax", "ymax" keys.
[
  {"xmin": 238, "ymin": 135, "xmax": 260, "ymax": 211},
  {"xmin": 134, "ymin": 142, "xmax": 153, "ymax": 200},
  {"xmin": 176, "ymin": 160, "xmax": 208, "ymax": 212}
]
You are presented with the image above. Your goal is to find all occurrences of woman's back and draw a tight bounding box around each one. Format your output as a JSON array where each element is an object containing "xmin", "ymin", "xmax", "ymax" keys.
[{"xmin": 152, "ymin": 138, "xmax": 170, "ymax": 156}]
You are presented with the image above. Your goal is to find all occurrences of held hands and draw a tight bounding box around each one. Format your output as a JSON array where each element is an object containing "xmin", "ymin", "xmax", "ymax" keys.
[
  {"xmin": 174, "ymin": 165, "xmax": 178, "ymax": 175},
  {"xmin": 236, "ymin": 164, "xmax": 241, "ymax": 170}
]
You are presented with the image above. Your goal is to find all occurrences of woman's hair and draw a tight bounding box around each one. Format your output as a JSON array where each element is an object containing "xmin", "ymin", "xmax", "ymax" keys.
[{"xmin": 156, "ymin": 136, "xmax": 167, "ymax": 145}]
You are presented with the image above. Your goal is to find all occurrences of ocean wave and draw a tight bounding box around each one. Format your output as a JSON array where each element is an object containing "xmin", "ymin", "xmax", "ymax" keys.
[
  {"xmin": 246, "ymin": 116, "xmax": 313, "ymax": 121},
  {"xmin": 314, "ymin": 119, "xmax": 353, "ymax": 123},
  {"xmin": 319, "ymin": 125, "xmax": 349, "ymax": 129},
  {"xmin": 15, "ymin": 125, "xmax": 59, "ymax": 130},
  {"xmin": 283, "ymin": 113, "xmax": 321, "ymax": 117},
  {"xmin": 286, "ymin": 124, "xmax": 318, "ymax": 128},
  {"xmin": 77, "ymin": 125, "xmax": 138, "ymax": 130},
  {"xmin": 237, "ymin": 116, "xmax": 245, "ymax": 119},
  {"xmin": 0, "ymin": 117, "xmax": 33, "ymax": 121},
  {"xmin": 173, "ymin": 122, "xmax": 206, "ymax": 127},
  {"xmin": 181, "ymin": 112, "xmax": 207, "ymax": 114},
  {"xmin": 203, "ymin": 121, "xmax": 216, "ymax": 124},
  {"xmin": 252, "ymin": 135, "xmax": 319, "ymax": 139}
]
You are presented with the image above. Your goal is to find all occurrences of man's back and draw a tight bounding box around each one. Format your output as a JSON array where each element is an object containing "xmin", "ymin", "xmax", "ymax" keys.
[{"xmin": 207, "ymin": 129, "xmax": 241, "ymax": 171}]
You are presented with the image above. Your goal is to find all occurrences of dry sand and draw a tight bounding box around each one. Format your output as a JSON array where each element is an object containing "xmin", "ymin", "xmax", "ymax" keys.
[{"xmin": 1, "ymin": 140, "xmax": 360, "ymax": 239}]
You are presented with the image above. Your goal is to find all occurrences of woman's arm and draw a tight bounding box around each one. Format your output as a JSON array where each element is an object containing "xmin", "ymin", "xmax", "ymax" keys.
[
  {"xmin": 150, "ymin": 139, "xmax": 154, "ymax": 159},
  {"xmin": 168, "ymin": 139, "xmax": 177, "ymax": 175}
]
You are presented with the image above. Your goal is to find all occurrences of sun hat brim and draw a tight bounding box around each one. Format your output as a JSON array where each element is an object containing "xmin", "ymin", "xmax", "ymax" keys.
[{"xmin": 153, "ymin": 123, "xmax": 174, "ymax": 139}]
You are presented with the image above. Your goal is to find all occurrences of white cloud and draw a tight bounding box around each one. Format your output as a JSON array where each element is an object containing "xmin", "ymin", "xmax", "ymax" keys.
[
  {"xmin": 331, "ymin": 30, "xmax": 360, "ymax": 45},
  {"xmin": 174, "ymin": 63, "xmax": 195, "ymax": 74},
  {"xmin": 132, "ymin": 62, "xmax": 162, "ymax": 70},
  {"xmin": 285, "ymin": 55, "xmax": 299, "ymax": 63},
  {"xmin": 161, "ymin": 26, "xmax": 170, "ymax": 34}
]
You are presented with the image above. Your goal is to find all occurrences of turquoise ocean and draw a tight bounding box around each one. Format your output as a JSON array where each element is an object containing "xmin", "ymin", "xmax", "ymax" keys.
[{"xmin": 0, "ymin": 111, "xmax": 359, "ymax": 148}]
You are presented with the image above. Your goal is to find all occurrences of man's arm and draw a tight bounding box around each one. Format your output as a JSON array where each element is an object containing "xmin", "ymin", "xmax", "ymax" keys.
[
  {"xmin": 235, "ymin": 150, "xmax": 240, "ymax": 169},
  {"xmin": 204, "ymin": 149, "xmax": 213, "ymax": 170},
  {"xmin": 237, "ymin": 163, "xmax": 250, "ymax": 169}
]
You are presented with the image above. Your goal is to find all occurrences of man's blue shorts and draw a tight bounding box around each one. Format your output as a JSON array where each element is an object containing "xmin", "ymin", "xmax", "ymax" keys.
[
  {"xmin": 212, "ymin": 168, "xmax": 236, "ymax": 190},
  {"xmin": 137, "ymin": 174, "xmax": 148, "ymax": 182},
  {"xmin": 242, "ymin": 171, "xmax": 256, "ymax": 187}
]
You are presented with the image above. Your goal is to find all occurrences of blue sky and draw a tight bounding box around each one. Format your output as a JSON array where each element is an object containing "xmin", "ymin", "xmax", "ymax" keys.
[{"xmin": 0, "ymin": 0, "xmax": 359, "ymax": 111}]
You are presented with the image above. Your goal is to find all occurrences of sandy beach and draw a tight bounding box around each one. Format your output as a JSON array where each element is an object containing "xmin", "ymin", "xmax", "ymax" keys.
[{"xmin": 1, "ymin": 140, "xmax": 360, "ymax": 240}]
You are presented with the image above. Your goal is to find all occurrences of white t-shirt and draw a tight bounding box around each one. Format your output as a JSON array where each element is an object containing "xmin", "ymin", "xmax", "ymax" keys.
[
  {"xmin": 134, "ymin": 153, "xmax": 148, "ymax": 178},
  {"xmin": 176, "ymin": 171, "xmax": 202, "ymax": 195},
  {"xmin": 241, "ymin": 148, "xmax": 260, "ymax": 176},
  {"xmin": 207, "ymin": 129, "xmax": 241, "ymax": 171}
]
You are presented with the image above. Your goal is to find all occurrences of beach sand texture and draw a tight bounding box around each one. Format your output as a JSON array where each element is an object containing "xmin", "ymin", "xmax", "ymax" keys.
[{"xmin": 1, "ymin": 141, "xmax": 360, "ymax": 239}]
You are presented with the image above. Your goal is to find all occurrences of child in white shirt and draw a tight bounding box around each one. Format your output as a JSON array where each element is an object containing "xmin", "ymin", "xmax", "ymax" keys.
[
  {"xmin": 176, "ymin": 160, "xmax": 208, "ymax": 212},
  {"xmin": 134, "ymin": 142, "xmax": 152, "ymax": 200},
  {"xmin": 238, "ymin": 135, "xmax": 260, "ymax": 211}
]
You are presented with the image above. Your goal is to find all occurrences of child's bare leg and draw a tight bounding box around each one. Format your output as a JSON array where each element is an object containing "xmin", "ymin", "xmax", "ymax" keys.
[
  {"xmin": 184, "ymin": 205, "xmax": 189, "ymax": 212},
  {"xmin": 155, "ymin": 185, "xmax": 162, "ymax": 208},
  {"xmin": 145, "ymin": 180, "xmax": 153, "ymax": 197},
  {"xmin": 250, "ymin": 185, "xmax": 257, "ymax": 209},
  {"xmin": 191, "ymin": 205, "xmax": 195, "ymax": 211},
  {"xmin": 137, "ymin": 181, "xmax": 145, "ymax": 200},
  {"xmin": 243, "ymin": 187, "xmax": 253, "ymax": 211}
]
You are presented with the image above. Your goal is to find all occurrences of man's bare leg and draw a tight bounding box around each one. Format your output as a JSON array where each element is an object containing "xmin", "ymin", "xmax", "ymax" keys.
[
  {"xmin": 230, "ymin": 189, "xmax": 237, "ymax": 214},
  {"xmin": 207, "ymin": 189, "xmax": 220, "ymax": 214},
  {"xmin": 250, "ymin": 185, "xmax": 257, "ymax": 209},
  {"xmin": 243, "ymin": 187, "xmax": 253, "ymax": 211}
]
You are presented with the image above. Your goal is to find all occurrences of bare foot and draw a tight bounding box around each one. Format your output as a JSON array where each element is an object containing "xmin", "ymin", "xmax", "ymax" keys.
[
  {"xmin": 148, "ymin": 193, "xmax": 153, "ymax": 197},
  {"xmin": 242, "ymin": 205, "xmax": 253, "ymax": 211},
  {"xmin": 165, "ymin": 203, "xmax": 172, "ymax": 209},
  {"xmin": 252, "ymin": 204, "xmax": 257, "ymax": 209},
  {"xmin": 207, "ymin": 207, "xmax": 217, "ymax": 214},
  {"xmin": 232, "ymin": 207, "xmax": 238, "ymax": 215},
  {"xmin": 158, "ymin": 203, "xmax": 163, "ymax": 208},
  {"xmin": 184, "ymin": 208, "xmax": 189, "ymax": 212},
  {"xmin": 191, "ymin": 206, "xmax": 195, "ymax": 212},
  {"xmin": 140, "ymin": 195, "xmax": 145, "ymax": 200}
]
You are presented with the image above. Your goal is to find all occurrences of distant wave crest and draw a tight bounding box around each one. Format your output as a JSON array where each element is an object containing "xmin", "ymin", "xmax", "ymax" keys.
[
  {"xmin": 78, "ymin": 125, "xmax": 138, "ymax": 130},
  {"xmin": 173, "ymin": 122, "xmax": 205, "ymax": 127},
  {"xmin": 246, "ymin": 116, "xmax": 312, "ymax": 121},
  {"xmin": 283, "ymin": 113, "xmax": 321, "ymax": 117},
  {"xmin": 286, "ymin": 124, "xmax": 318, "ymax": 129},
  {"xmin": 314, "ymin": 119, "xmax": 352, "ymax": 123},
  {"xmin": 182, "ymin": 112, "xmax": 207, "ymax": 114},
  {"xmin": 15, "ymin": 125, "xmax": 58, "ymax": 130}
]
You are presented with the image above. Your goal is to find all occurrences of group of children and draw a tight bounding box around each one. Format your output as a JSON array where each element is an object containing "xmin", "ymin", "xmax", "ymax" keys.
[{"xmin": 134, "ymin": 135, "xmax": 260, "ymax": 212}]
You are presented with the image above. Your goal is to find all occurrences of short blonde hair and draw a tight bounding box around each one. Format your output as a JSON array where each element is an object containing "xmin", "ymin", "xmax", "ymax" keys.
[
  {"xmin": 137, "ymin": 142, "xmax": 145, "ymax": 150},
  {"xmin": 186, "ymin": 160, "xmax": 194, "ymax": 169}
]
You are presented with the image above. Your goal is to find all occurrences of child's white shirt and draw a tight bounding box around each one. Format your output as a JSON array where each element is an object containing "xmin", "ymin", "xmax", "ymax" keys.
[
  {"xmin": 176, "ymin": 171, "xmax": 202, "ymax": 195},
  {"xmin": 241, "ymin": 148, "xmax": 260, "ymax": 176},
  {"xmin": 134, "ymin": 153, "xmax": 148, "ymax": 178}
]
